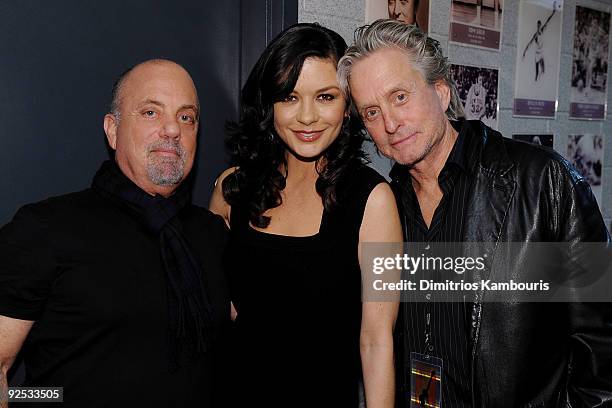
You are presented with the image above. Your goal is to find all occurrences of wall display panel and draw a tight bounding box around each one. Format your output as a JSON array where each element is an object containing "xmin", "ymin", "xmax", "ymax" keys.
[
  {"xmin": 566, "ymin": 134, "xmax": 605, "ymax": 207},
  {"xmin": 365, "ymin": 0, "xmax": 430, "ymax": 32},
  {"xmin": 513, "ymin": 0, "xmax": 563, "ymax": 118},
  {"xmin": 450, "ymin": 63, "xmax": 500, "ymax": 129},
  {"xmin": 569, "ymin": 6, "xmax": 610, "ymax": 120},
  {"xmin": 449, "ymin": 0, "xmax": 503, "ymax": 50},
  {"xmin": 512, "ymin": 134, "xmax": 554, "ymax": 147}
]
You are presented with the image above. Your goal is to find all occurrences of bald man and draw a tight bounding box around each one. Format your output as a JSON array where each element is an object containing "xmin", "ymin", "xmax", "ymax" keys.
[{"xmin": 0, "ymin": 60, "xmax": 229, "ymax": 407}]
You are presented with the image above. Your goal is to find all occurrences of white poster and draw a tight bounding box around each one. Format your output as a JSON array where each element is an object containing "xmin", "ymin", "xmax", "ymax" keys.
[
  {"xmin": 513, "ymin": 0, "xmax": 563, "ymax": 118},
  {"xmin": 450, "ymin": 63, "xmax": 499, "ymax": 129},
  {"xmin": 449, "ymin": 0, "xmax": 503, "ymax": 50}
]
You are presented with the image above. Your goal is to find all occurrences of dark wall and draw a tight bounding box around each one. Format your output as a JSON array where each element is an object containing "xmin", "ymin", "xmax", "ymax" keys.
[
  {"xmin": 0, "ymin": 0, "xmax": 296, "ymax": 225},
  {"xmin": 240, "ymin": 0, "xmax": 299, "ymax": 86},
  {"xmin": 0, "ymin": 1, "xmax": 240, "ymax": 223}
]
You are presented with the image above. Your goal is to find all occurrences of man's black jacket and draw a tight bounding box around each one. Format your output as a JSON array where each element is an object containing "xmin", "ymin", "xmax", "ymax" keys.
[{"xmin": 391, "ymin": 121, "xmax": 612, "ymax": 407}]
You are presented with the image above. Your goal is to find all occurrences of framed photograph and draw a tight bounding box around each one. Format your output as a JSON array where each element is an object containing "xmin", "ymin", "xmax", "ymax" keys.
[
  {"xmin": 449, "ymin": 0, "xmax": 503, "ymax": 50},
  {"xmin": 450, "ymin": 63, "xmax": 499, "ymax": 129},
  {"xmin": 569, "ymin": 6, "xmax": 610, "ymax": 120},
  {"xmin": 513, "ymin": 0, "xmax": 563, "ymax": 118},
  {"xmin": 512, "ymin": 134, "xmax": 554, "ymax": 148},
  {"xmin": 566, "ymin": 134, "xmax": 605, "ymax": 207},
  {"xmin": 365, "ymin": 0, "xmax": 430, "ymax": 33}
]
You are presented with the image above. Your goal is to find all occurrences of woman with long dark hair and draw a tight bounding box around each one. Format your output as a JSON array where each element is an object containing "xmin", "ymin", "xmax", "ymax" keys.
[{"xmin": 210, "ymin": 23, "xmax": 401, "ymax": 407}]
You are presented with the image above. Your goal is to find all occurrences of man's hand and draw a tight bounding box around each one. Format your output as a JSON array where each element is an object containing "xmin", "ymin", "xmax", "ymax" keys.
[{"xmin": 0, "ymin": 316, "xmax": 33, "ymax": 408}]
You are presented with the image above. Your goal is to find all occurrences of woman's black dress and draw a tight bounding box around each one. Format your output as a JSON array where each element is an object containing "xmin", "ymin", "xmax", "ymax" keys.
[{"xmin": 224, "ymin": 166, "xmax": 385, "ymax": 407}]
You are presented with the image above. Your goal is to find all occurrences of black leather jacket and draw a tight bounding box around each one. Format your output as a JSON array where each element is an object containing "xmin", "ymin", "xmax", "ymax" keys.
[{"xmin": 391, "ymin": 121, "xmax": 612, "ymax": 407}]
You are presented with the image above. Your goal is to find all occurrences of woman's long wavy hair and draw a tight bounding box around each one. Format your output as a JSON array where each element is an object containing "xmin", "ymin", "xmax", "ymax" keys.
[{"xmin": 223, "ymin": 23, "xmax": 368, "ymax": 228}]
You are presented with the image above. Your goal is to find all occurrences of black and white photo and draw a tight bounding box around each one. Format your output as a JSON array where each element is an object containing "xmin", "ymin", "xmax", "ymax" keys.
[
  {"xmin": 570, "ymin": 6, "xmax": 610, "ymax": 119},
  {"xmin": 566, "ymin": 134, "xmax": 605, "ymax": 206},
  {"xmin": 450, "ymin": 63, "xmax": 499, "ymax": 129},
  {"xmin": 365, "ymin": 0, "xmax": 430, "ymax": 32},
  {"xmin": 512, "ymin": 134, "xmax": 554, "ymax": 148}
]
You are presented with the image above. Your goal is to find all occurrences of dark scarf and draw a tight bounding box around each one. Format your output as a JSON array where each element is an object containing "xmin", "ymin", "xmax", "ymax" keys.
[{"xmin": 92, "ymin": 160, "xmax": 213, "ymax": 369}]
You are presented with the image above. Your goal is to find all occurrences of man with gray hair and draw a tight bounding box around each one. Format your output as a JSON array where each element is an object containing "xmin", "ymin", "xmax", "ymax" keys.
[
  {"xmin": 0, "ymin": 59, "xmax": 229, "ymax": 407},
  {"xmin": 338, "ymin": 19, "xmax": 611, "ymax": 408}
]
